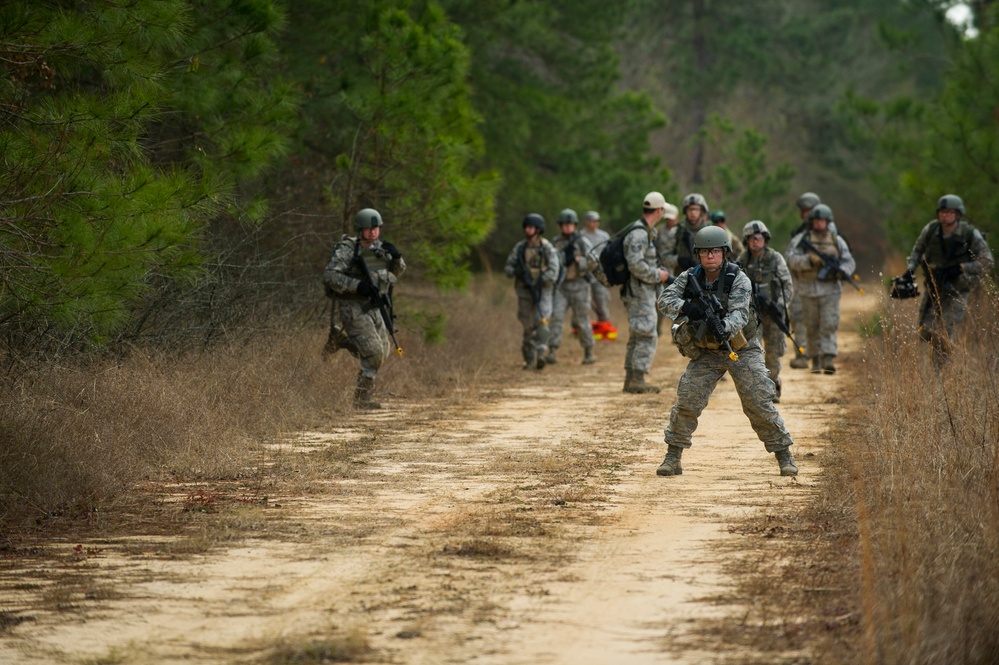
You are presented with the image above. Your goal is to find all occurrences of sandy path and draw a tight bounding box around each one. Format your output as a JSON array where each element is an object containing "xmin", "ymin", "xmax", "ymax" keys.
[{"xmin": 0, "ymin": 291, "xmax": 871, "ymax": 664}]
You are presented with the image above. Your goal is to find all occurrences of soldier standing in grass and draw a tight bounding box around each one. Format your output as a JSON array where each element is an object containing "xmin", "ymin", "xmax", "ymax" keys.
[
  {"xmin": 622, "ymin": 191, "xmax": 672, "ymax": 393},
  {"xmin": 580, "ymin": 210, "xmax": 613, "ymax": 325},
  {"xmin": 504, "ymin": 213, "xmax": 560, "ymax": 370},
  {"xmin": 548, "ymin": 208, "xmax": 597, "ymax": 365},
  {"xmin": 656, "ymin": 226, "xmax": 798, "ymax": 478},
  {"xmin": 737, "ymin": 220, "xmax": 794, "ymax": 402},
  {"xmin": 785, "ymin": 203, "xmax": 855, "ymax": 375},
  {"xmin": 323, "ymin": 208, "xmax": 406, "ymax": 409},
  {"xmin": 903, "ymin": 194, "xmax": 994, "ymax": 366}
]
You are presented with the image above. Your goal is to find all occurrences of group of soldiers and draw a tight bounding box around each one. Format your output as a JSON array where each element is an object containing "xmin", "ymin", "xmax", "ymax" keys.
[{"xmin": 321, "ymin": 190, "xmax": 993, "ymax": 477}]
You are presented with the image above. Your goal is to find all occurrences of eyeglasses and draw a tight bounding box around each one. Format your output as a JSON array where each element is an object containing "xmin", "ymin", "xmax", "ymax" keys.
[{"xmin": 696, "ymin": 248, "xmax": 724, "ymax": 257}]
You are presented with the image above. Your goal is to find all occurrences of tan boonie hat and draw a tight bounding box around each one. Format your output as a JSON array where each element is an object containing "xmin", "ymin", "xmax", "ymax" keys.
[{"xmin": 643, "ymin": 191, "xmax": 666, "ymax": 209}]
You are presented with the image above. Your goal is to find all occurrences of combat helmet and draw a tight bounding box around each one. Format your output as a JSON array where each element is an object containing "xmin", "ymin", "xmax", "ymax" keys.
[
  {"xmin": 936, "ymin": 194, "xmax": 965, "ymax": 217},
  {"xmin": 522, "ymin": 213, "xmax": 546, "ymax": 233},
  {"xmin": 557, "ymin": 208, "xmax": 579, "ymax": 225},
  {"xmin": 796, "ymin": 192, "xmax": 821, "ymax": 210},
  {"xmin": 742, "ymin": 220, "xmax": 771, "ymax": 241},
  {"xmin": 682, "ymin": 193, "xmax": 710, "ymax": 215},
  {"xmin": 354, "ymin": 208, "xmax": 383, "ymax": 230},
  {"xmin": 709, "ymin": 210, "xmax": 726, "ymax": 224},
  {"xmin": 693, "ymin": 225, "xmax": 731, "ymax": 253},
  {"xmin": 807, "ymin": 204, "xmax": 835, "ymax": 225}
]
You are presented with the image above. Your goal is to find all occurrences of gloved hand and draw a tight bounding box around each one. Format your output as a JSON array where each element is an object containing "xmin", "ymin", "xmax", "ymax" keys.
[
  {"xmin": 380, "ymin": 242, "xmax": 402, "ymax": 261},
  {"xmin": 682, "ymin": 299, "xmax": 706, "ymax": 320},
  {"xmin": 708, "ymin": 316, "xmax": 728, "ymax": 340},
  {"xmin": 808, "ymin": 253, "xmax": 824, "ymax": 267},
  {"xmin": 902, "ymin": 269, "xmax": 914, "ymax": 282},
  {"xmin": 357, "ymin": 281, "xmax": 378, "ymax": 299}
]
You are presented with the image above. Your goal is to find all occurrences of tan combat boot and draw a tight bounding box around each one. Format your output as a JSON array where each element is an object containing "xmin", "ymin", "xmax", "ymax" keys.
[
  {"xmin": 821, "ymin": 354, "xmax": 836, "ymax": 374},
  {"xmin": 775, "ymin": 448, "xmax": 798, "ymax": 476},
  {"xmin": 582, "ymin": 347, "xmax": 596, "ymax": 364},
  {"xmin": 353, "ymin": 375, "xmax": 381, "ymax": 410},
  {"xmin": 789, "ymin": 350, "xmax": 809, "ymax": 369},
  {"xmin": 624, "ymin": 370, "xmax": 661, "ymax": 394},
  {"xmin": 809, "ymin": 356, "xmax": 822, "ymax": 374},
  {"xmin": 656, "ymin": 445, "xmax": 684, "ymax": 476}
]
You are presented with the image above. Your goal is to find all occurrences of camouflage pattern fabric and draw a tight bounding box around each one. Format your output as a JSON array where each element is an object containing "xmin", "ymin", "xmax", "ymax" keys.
[
  {"xmin": 622, "ymin": 221, "xmax": 661, "ymax": 373},
  {"xmin": 799, "ymin": 291, "xmax": 841, "ymax": 358},
  {"xmin": 515, "ymin": 283, "xmax": 553, "ymax": 363},
  {"xmin": 662, "ymin": 340, "xmax": 792, "ymax": 453},
  {"xmin": 551, "ymin": 279, "xmax": 594, "ymax": 352}
]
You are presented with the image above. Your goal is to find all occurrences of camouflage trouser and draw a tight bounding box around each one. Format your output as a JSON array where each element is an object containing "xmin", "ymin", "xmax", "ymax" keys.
[
  {"xmin": 590, "ymin": 279, "xmax": 612, "ymax": 322},
  {"xmin": 327, "ymin": 299, "xmax": 389, "ymax": 379},
  {"xmin": 788, "ymin": 279, "xmax": 808, "ymax": 352},
  {"xmin": 623, "ymin": 281, "xmax": 658, "ymax": 374},
  {"xmin": 801, "ymin": 291, "xmax": 840, "ymax": 357},
  {"xmin": 760, "ymin": 317, "xmax": 787, "ymax": 382},
  {"xmin": 551, "ymin": 279, "xmax": 594, "ymax": 351},
  {"xmin": 664, "ymin": 342, "xmax": 793, "ymax": 452},
  {"xmin": 918, "ymin": 288, "xmax": 968, "ymax": 360},
  {"xmin": 515, "ymin": 283, "xmax": 553, "ymax": 363}
]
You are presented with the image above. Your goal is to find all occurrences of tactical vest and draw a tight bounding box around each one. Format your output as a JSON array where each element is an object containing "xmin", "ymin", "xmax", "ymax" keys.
[
  {"xmin": 922, "ymin": 220, "xmax": 977, "ymax": 269},
  {"xmin": 354, "ymin": 240, "xmax": 393, "ymax": 294},
  {"xmin": 555, "ymin": 233, "xmax": 584, "ymax": 282},
  {"xmin": 519, "ymin": 239, "xmax": 552, "ymax": 284},
  {"xmin": 738, "ymin": 246, "xmax": 784, "ymax": 303},
  {"xmin": 798, "ymin": 230, "xmax": 840, "ymax": 280},
  {"xmin": 681, "ymin": 263, "xmax": 759, "ymax": 350}
]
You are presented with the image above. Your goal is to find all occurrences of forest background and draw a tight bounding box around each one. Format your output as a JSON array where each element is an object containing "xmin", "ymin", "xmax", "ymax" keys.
[{"xmin": 3, "ymin": 0, "xmax": 998, "ymax": 359}]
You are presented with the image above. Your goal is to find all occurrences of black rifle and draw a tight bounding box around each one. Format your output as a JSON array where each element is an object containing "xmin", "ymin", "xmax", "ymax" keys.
[
  {"xmin": 687, "ymin": 274, "xmax": 738, "ymax": 361},
  {"xmin": 798, "ymin": 237, "xmax": 864, "ymax": 293},
  {"xmin": 517, "ymin": 245, "xmax": 544, "ymax": 309},
  {"xmin": 355, "ymin": 245, "xmax": 403, "ymax": 356},
  {"xmin": 757, "ymin": 294, "xmax": 804, "ymax": 355}
]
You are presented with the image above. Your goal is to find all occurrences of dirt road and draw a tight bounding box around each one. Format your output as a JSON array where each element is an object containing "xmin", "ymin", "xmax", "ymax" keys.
[{"xmin": 0, "ymin": 291, "xmax": 872, "ymax": 664}]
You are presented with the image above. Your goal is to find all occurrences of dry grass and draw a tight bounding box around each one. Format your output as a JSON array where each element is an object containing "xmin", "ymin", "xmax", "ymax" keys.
[
  {"xmin": 0, "ymin": 276, "xmax": 518, "ymax": 533},
  {"xmin": 721, "ymin": 279, "xmax": 999, "ymax": 664}
]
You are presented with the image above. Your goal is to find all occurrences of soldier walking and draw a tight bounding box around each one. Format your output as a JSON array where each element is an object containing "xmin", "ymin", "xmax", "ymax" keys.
[
  {"xmin": 622, "ymin": 192, "xmax": 673, "ymax": 393},
  {"xmin": 902, "ymin": 194, "xmax": 994, "ymax": 366},
  {"xmin": 548, "ymin": 209, "xmax": 598, "ymax": 364},
  {"xmin": 657, "ymin": 226, "xmax": 798, "ymax": 477},
  {"xmin": 737, "ymin": 221, "xmax": 794, "ymax": 402},
  {"xmin": 504, "ymin": 214, "xmax": 560, "ymax": 370},
  {"xmin": 785, "ymin": 204, "xmax": 855, "ymax": 374},
  {"xmin": 323, "ymin": 208, "xmax": 406, "ymax": 409}
]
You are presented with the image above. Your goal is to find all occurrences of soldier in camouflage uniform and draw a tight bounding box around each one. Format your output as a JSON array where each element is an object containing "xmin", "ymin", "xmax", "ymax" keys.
[
  {"xmin": 323, "ymin": 208, "xmax": 406, "ymax": 409},
  {"xmin": 787, "ymin": 193, "xmax": 822, "ymax": 369},
  {"xmin": 786, "ymin": 204, "xmax": 855, "ymax": 375},
  {"xmin": 581, "ymin": 210, "xmax": 613, "ymax": 324},
  {"xmin": 655, "ymin": 202, "xmax": 680, "ymax": 337},
  {"xmin": 657, "ymin": 226, "xmax": 798, "ymax": 478},
  {"xmin": 903, "ymin": 194, "xmax": 994, "ymax": 366},
  {"xmin": 622, "ymin": 192, "xmax": 673, "ymax": 393},
  {"xmin": 504, "ymin": 214, "xmax": 560, "ymax": 370},
  {"xmin": 548, "ymin": 209, "xmax": 598, "ymax": 364},
  {"xmin": 664, "ymin": 193, "xmax": 711, "ymax": 273},
  {"xmin": 737, "ymin": 221, "xmax": 794, "ymax": 402}
]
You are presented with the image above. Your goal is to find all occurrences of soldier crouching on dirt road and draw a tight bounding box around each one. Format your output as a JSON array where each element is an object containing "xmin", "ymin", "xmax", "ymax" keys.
[
  {"xmin": 504, "ymin": 213, "xmax": 560, "ymax": 370},
  {"xmin": 323, "ymin": 208, "xmax": 406, "ymax": 409},
  {"xmin": 656, "ymin": 226, "xmax": 798, "ymax": 478},
  {"xmin": 902, "ymin": 194, "xmax": 994, "ymax": 367}
]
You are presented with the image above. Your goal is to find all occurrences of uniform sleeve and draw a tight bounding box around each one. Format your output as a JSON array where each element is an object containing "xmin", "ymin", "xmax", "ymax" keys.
[
  {"xmin": 504, "ymin": 242, "xmax": 522, "ymax": 278},
  {"xmin": 785, "ymin": 233, "xmax": 812, "ymax": 272},
  {"xmin": 722, "ymin": 272, "xmax": 751, "ymax": 336},
  {"xmin": 906, "ymin": 222, "xmax": 934, "ymax": 273},
  {"xmin": 323, "ymin": 240, "xmax": 362, "ymax": 295},
  {"xmin": 658, "ymin": 270, "xmax": 689, "ymax": 318},
  {"xmin": 837, "ymin": 236, "xmax": 856, "ymax": 276},
  {"xmin": 775, "ymin": 253, "xmax": 794, "ymax": 305},
  {"xmin": 624, "ymin": 226, "xmax": 660, "ymax": 284},
  {"xmin": 965, "ymin": 229, "xmax": 995, "ymax": 276},
  {"xmin": 541, "ymin": 240, "xmax": 560, "ymax": 285}
]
